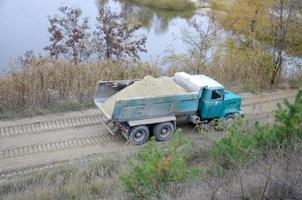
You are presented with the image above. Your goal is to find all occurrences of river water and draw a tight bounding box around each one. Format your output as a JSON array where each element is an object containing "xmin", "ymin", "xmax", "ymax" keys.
[
  {"xmin": 0, "ymin": 0, "xmax": 208, "ymax": 74},
  {"xmin": 0, "ymin": 0, "xmax": 300, "ymax": 77}
]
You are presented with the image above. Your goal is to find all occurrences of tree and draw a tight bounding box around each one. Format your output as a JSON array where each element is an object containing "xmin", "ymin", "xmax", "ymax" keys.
[
  {"xmin": 182, "ymin": 16, "xmax": 215, "ymax": 72},
  {"xmin": 212, "ymin": 0, "xmax": 272, "ymax": 47},
  {"xmin": 211, "ymin": 0, "xmax": 302, "ymax": 84},
  {"xmin": 93, "ymin": 8, "xmax": 147, "ymax": 60},
  {"xmin": 45, "ymin": 6, "xmax": 91, "ymax": 65},
  {"xmin": 269, "ymin": 0, "xmax": 302, "ymax": 84}
]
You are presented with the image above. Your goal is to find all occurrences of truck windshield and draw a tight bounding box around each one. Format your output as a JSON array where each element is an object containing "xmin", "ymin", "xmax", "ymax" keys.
[{"xmin": 212, "ymin": 90, "xmax": 223, "ymax": 100}]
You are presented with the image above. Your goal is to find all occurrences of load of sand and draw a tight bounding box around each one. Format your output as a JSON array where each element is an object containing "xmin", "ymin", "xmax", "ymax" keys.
[{"xmin": 101, "ymin": 76, "xmax": 187, "ymax": 117}]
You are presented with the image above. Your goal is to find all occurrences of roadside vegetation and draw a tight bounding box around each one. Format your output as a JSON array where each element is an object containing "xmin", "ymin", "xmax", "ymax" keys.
[
  {"xmin": 1, "ymin": 91, "xmax": 301, "ymax": 200},
  {"xmin": 0, "ymin": 2, "xmax": 301, "ymax": 119},
  {"xmin": 127, "ymin": 0, "xmax": 195, "ymax": 11},
  {"xmin": 2, "ymin": 51, "xmax": 300, "ymax": 119},
  {"xmin": 120, "ymin": 132, "xmax": 200, "ymax": 199},
  {"xmin": 0, "ymin": 57, "xmax": 159, "ymax": 119}
]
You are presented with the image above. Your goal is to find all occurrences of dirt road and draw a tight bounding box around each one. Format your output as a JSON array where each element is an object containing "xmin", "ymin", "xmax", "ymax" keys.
[{"xmin": 0, "ymin": 89, "xmax": 298, "ymax": 180}]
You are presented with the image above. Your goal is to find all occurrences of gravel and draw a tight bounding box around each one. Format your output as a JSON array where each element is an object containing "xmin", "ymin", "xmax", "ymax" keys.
[{"xmin": 101, "ymin": 76, "xmax": 187, "ymax": 117}]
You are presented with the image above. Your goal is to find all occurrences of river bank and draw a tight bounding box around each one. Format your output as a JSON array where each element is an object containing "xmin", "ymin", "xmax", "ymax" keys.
[{"xmin": 128, "ymin": 0, "xmax": 195, "ymax": 11}]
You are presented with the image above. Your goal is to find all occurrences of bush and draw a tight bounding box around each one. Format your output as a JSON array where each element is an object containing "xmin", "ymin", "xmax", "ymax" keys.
[
  {"xmin": 211, "ymin": 90, "xmax": 302, "ymax": 169},
  {"xmin": 120, "ymin": 130, "xmax": 200, "ymax": 199},
  {"xmin": 272, "ymin": 90, "xmax": 302, "ymax": 145},
  {"xmin": 211, "ymin": 120, "xmax": 259, "ymax": 168}
]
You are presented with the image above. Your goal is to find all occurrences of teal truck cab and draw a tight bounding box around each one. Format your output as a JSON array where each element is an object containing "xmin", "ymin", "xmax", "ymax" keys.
[
  {"xmin": 94, "ymin": 72, "xmax": 243, "ymax": 145},
  {"xmin": 198, "ymin": 87, "xmax": 242, "ymax": 121}
]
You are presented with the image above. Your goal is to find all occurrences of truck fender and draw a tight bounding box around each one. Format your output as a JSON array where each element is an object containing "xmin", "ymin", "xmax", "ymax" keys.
[{"xmin": 222, "ymin": 109, "xmax": 241, "ymax": 118}]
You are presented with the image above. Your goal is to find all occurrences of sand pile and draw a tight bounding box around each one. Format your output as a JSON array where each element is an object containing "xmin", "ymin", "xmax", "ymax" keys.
[{"xmin": 101, "ymin": 76, "xmax": 187, "ymax": 117}]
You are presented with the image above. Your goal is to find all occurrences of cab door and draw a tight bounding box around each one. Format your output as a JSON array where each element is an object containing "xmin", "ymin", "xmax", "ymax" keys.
[{"xmin": 207, "ymin": 89, "xmax": 224, "ymax": 118}]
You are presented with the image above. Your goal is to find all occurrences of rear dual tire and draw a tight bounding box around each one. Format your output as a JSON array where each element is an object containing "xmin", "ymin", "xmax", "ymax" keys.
[
  {"xmin": 129, "ymin": 125, "xmax": 150, "ymax": 146},
  {"xmin": 128, "ymin": 122, "xmax": 175, "ymax": 145},
  {"xmin": 152, "ymin": 122, "xmax": 175, "ymax": 142}
]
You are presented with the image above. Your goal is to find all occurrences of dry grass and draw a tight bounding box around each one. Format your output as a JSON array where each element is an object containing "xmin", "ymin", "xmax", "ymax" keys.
[
  {"xmin": 0, "ymin": 57, "xmax": 160, "ymax": 119},
  {"xmin": 0, "ymin": 153, "xmax": 132, "ymax": 200},
  {"xmin": 158, "ymin": 144, "xmax": 302, "ymax": 200}
]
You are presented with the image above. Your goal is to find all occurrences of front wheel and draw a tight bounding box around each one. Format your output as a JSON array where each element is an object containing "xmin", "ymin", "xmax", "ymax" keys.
[
  {"xmin": 129, "ymin": 126, "xmax": 150, "ymax": 145},
  {"xmin": 152, "ymin": 122, "xmax": 175, "ymax": 142},
  {"xmin": 224, "ymin": 113, "xmax": 240, "ymax": 129}
]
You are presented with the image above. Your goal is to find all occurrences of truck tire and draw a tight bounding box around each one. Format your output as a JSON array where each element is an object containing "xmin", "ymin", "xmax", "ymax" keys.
[
  {"xmin": 129, "ymin": 126, "xmax": 150, "ymax": 145},
  {"xmin": 224, "ymin": 113, "xmax": 239, "ymax": 129},
  {"xmin": 153, "ymin": 122, "xmax": 175, "ymax": 142}
]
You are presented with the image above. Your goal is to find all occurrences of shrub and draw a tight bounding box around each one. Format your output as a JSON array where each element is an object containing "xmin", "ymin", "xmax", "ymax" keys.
[
  {"xmin": 120, "ymin": 130, "xmax": 200, "ymax": 199},
  {"xmin": 211, "ymin": 120, "xmax": 259, "ymax": 168},
  {"xmin": 271, "ymin": 90, "xmax": 302, "ymax": 145},
  {"xmin": 211, "ymin": 90, "xmax": 302, "ymax": 169}
]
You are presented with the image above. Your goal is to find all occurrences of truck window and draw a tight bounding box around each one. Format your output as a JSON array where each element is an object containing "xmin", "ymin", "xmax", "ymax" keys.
[{"xmin": 212, "ymin": 90, "xmax": 223, "ymax": 100}]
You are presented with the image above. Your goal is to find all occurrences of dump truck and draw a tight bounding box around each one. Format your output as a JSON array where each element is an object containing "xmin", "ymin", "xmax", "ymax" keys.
[{"xmin": 94, "ymin": 72, "xmax": 243, "ymax": 145}]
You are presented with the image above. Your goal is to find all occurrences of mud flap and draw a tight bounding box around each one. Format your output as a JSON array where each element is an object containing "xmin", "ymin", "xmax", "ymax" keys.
[{"xmin": 99, "ymin": 115, "xmax": 119, "ymax": 136}]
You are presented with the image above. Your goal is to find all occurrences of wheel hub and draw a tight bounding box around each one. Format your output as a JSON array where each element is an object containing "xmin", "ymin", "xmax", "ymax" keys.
[
  {"xmin": 160, "ymin": 127, "xmax": 170, "ymax": 137},
  {"xmin": 134, "ymin": 131, "xmax": 144, "ymax": 141}
]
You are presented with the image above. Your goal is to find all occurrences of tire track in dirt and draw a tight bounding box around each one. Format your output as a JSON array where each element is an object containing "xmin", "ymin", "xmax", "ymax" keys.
[
  {"xmin": 0, "ymin": 114, "xmax": 106, "ymax": 137},
  {"xmin": 242, "ymin": 92, "xmax": 296, "ymax": 106},
  {"xmin": 0, "ymin": 134, "xmax": 123, "ymax": 160},
  {"xmin": 0, "ymin": 91, "xmax": 297, "ymax": 137}
]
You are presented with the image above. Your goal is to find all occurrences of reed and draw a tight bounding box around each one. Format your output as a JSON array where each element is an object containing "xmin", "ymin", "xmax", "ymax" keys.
[{"xmin": 0, "ymin": 57, "xmax": 160, "ymax": 119}]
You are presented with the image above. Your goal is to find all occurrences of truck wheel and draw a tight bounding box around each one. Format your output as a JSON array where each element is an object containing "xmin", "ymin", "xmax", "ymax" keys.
[
  {"xmin": 129, "ymin": 126, "xmax": 150, "ymax": 145},
  {"xmin": 224, "ymin": 113, "xmax": 238, "ymax": 129},
  {"xmin": 153, "ymin": 122, "xmax": 175, "ymax": 142}
]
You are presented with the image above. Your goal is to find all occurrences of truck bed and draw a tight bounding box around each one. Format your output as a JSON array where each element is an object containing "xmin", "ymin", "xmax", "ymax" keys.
[
  {"xmin": 94, "ymin": 74, "xmax": 204, "ymax": 123},
  {"xmin": 99, "ymin": 91, "xmax": 202, "ymax": 122},
  {"xmin": 98, "ymin": 77, "xmax": 189, "ymax": 118}
]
